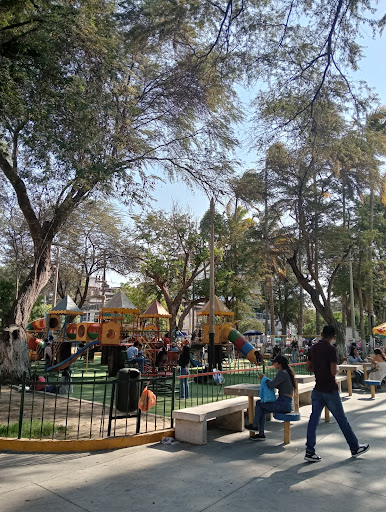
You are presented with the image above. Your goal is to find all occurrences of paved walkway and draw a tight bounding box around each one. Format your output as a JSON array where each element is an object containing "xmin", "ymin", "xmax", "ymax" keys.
[{"xmin": 1, "ymin": 388, "xmax": 385, "ymax": 512}]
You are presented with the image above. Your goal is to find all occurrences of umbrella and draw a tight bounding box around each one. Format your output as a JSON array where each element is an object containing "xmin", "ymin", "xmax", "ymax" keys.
[
  {"xmin": 373, "ymin": 323, "xmax": 386, "ymax": 336},
  {"xmin": 243, "ymin": 330, "xmax": 263, "ymax": 336}
]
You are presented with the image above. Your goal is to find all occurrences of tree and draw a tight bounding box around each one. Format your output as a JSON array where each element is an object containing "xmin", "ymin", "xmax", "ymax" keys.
[
  {"xmin": 131, "ymin": 208, "xmax": 210, "ymax": 329},
  {"xmin": 273, "ymin": 269, "xmax": 301, "ymax": 336},
  {"xmin": 0, "ymin": 1, "xmax": 241, "ymax": 379},
  {"xmin": 51, "ymin": 201, "xmax": 135, "ymax": 307},
  {"xmin": 1, "ymin": 1, "xmax": 382, "ymax": 379}
]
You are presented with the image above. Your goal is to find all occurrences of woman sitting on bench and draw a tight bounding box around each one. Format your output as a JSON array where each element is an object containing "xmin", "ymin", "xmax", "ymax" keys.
[
  {"xmin": 245, "ymin": 355, "xmax": 296, "ymax": 440},
  {"xmin": 368, "ymin": 349, "xmax": 386, "ymax": 386}
]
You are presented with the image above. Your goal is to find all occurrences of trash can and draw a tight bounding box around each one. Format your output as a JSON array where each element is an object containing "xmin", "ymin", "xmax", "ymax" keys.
[{"xmin": 116, "ymin": 368, "xmax": 140, "ymax": 412}]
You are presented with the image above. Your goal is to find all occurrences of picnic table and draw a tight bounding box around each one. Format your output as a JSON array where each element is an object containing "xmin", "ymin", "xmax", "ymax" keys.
[
  {"xmin": 224, "ymin": 383, "xmax": 261, "ymax": 437},
  {"xmin": 337, "ymin": 364, "xmax": 369, "ymax": 395}
]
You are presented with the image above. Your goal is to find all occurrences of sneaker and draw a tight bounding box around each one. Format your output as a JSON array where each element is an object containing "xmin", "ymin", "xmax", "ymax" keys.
[
  {"xmin": 245, "ymin": 424, "xmax": 258, "ymax": 431},
  {"xmin": 251, "ymin": 433, "xmax": 266, "ymax": 441},
  {"xmin": 304, "ymin": 452, "xmax": 322, "ymax": 462},
  {"xmin": 351, "ymin": 444, "xmax": 370, "ymax": 457}
]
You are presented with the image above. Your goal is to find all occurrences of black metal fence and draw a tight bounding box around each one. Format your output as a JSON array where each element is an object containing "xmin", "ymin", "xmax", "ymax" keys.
[
  {"xmin": 0, "ymin": 362, "xmax": 308, "ymax": 440},
  {"xmin": 0, "ymin": 371, "xmax": 174, "ymax": 440}
]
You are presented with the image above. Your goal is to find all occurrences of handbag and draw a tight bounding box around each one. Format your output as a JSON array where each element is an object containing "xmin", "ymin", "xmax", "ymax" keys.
[
  {"xmin": 138, "ymin": 383, "xmax": 157, "ymax": 412},
  {"xmin": 259, "ymin": 376, "xmax": 276, "ymax": 403}
]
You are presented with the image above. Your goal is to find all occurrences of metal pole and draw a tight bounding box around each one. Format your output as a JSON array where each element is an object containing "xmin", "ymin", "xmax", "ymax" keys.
[
  {"xmin": 191, "ymin": 279, "xmax": 195, "ymax": 334},
  {"xmin": 171, "ymin": 367, "xmax": 176, "ymax": 428},
  {"xmin": 349, "ymin": 247, "xmax": 356, "ymax": 348},
  {"xmin": 208, "ymin": 197, "xmax": 215, "ymax": 371},
  {"xmin": 18, "ymin": 371, "xmax": 27, "ymax": 439},
  {"xmin": 52, "ymin": 247, "xmax": 60, "ymax": 308}
]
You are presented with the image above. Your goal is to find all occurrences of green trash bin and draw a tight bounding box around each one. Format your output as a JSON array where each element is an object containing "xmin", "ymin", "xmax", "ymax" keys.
[{"xmin": 116, "ymin": 368, "xmax": 140, "ymax": 412}]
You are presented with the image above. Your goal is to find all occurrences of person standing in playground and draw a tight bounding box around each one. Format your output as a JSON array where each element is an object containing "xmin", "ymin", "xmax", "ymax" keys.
[
  {"xmin": 44, "ymin": 341, "xmax": 53, "ymax": 371},
  {"xmin": 304, "ymin": 325, "xmax": 369, "ymax": 462},
  {"xmin": 178, "ymin": 345, "xmax": 191, "ymax": 399}
]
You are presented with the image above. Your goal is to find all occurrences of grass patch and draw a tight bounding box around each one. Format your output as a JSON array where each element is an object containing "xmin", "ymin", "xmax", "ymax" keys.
[{"xmin": 0, "ymin": 420, "xmax": 67, "ymax": 439}]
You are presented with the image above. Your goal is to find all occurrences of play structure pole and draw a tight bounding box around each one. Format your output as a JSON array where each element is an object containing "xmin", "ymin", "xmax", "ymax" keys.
[{"xmin": 208, "ymin": 197, "xmax": 215, "ymax": 371}]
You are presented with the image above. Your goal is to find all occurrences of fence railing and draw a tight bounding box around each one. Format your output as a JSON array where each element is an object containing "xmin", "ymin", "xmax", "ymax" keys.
[
  {"xmin": 0, "ymin": 362, "xmax": 308, "ymax": 440},
  {"xmin": 0, "ymin": 371, "xmax": 174, "ymax": 440}
]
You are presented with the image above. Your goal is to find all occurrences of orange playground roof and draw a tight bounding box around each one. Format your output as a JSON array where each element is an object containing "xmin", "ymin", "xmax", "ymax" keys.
[
  {"xmin": 197, "ymin": 296, "xmax": 234, "ymax": 316},
  {"xmin": 140, "ymin": 300, "xmax": 171, "ymax": 318}
]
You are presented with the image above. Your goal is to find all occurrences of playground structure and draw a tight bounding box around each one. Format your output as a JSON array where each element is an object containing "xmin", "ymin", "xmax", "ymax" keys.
[
  {"xmin": 26, "ymin": 293, "xmax": 174, "ymax": 375},
  {"xmin": 196, "ymin": 296, "xmax": 257, "ymax": 365},
  {"xmin": 27, "ymin": 292, "xmax": 261, "ymax": 374},
  {"xmin": 27, "ymin": 295, "xmax": 84, "ymax": 363},
  {"xmin": 196, "ymin": 296, "xmax": 235, "ymax": 344},
  {"xmin": 139, "ymin": 300, "xmax": 172, "ymax": 371}
]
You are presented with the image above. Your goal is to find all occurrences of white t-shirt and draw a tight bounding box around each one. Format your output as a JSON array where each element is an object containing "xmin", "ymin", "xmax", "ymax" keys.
[
  {"xmin": 370, "ymin": 361, "xmax": 386, "ymax": 381},
  {"xmin": 44, "ymin": 345, "xmax": 52, "ymax": 361},
  {"xmin": 126, "ymin": 346, "xmax": 138, "ymax": 360}
]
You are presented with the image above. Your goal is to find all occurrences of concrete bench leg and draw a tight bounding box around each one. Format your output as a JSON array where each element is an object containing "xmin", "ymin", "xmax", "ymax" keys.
[
  {"xmin": 299, "ymin": 391, "xmax": 312, "ymax": 406},
  {"xmin": 294, "ymin": 390, "xmax": 299, "ymax": 412},
  {"xmin": 215, "ymin": 411, "xmax": 244, "ymax": 432},
  {"xmin": 324, "ymin": 407, "xmax": 330, "ymax": 423},
  {"xmin": 175, "ymin": 419, "xmax": 207, "ymax": 445},
  {"xmin": 284, "ymin": 422, "xmax": 290, "ymax": 444}
]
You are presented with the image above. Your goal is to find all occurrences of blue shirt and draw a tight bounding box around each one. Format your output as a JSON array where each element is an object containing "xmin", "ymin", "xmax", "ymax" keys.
[
  {"xmin": 347, "ymin": 355, "xmax": 362, "ymax": 364},
  {"xmin": 126, "ymin": 346, "xmax": 138, "ymax": 360}
]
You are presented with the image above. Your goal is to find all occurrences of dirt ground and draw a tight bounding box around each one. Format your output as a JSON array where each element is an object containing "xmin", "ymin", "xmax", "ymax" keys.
[{"xmin": 0, "ymin": 386, "xmax": 171, "ymax": 440}]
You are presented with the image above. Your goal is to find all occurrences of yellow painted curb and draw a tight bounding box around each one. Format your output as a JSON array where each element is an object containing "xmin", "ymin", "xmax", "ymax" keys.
[{"xmin": 0, "ymin": 429, "xmax": 175, "ymax": 453}]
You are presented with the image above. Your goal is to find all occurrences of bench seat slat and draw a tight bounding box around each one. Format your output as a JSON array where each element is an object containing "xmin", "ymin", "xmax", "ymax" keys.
[{"xmin": 172, "ymin": 397, "xmax": 250, "ymax": 422}]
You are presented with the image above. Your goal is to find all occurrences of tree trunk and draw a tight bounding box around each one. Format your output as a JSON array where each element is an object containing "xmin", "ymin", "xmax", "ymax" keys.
[
  {"xmin": 367, "ymin": 187, "xmax": 375, "ymax": 346},
  {"xmin": 0, "ymin": 243, "xmax": 52, "ymax": 381},
  {"xmin": 315, "ymin": 310, "xmax": 321, "ymax": 337},
  {"xmin": 287, "ymin": 253, "xmax": 346, "ymax": 358},
  {"xmin": 341, "ymin": 294, "xmax": 347, "ymax": 340},
  {"xmin": 269, "ymin": 276, "xmax": 275, "ymax": 336},
  {"xmin": 357, "ymin": 287, "xmax": 366, "ymax": 352},
  {"xmin": 298, "ymin": 248, "xmax": 304, "ymax": 335}
]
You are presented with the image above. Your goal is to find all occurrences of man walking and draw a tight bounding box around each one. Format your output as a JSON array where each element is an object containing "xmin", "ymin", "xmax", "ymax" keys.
[{"xmin": 305, "ymin": 325, "xmax": 369, "ymax": 462}]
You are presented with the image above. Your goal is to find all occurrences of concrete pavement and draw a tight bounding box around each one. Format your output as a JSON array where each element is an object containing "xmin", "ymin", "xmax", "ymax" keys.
[{"xmin": 1, "ymin": 387, "xmax": 385, "ymax": 512}]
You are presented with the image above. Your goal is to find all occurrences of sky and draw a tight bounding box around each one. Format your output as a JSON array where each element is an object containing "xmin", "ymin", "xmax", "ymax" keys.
[
  {"xmin": 139, "ymin": 24, "xmax": 386, "ymax": 221},
  {"xmin": 107, "ymin": 17, "xmax": 386, "ymax": 287}
]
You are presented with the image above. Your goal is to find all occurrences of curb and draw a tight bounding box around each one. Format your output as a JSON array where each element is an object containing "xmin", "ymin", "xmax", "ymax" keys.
[{"xmin": 0, "ymin": 428, "xmax": 175, "ymax": 453}]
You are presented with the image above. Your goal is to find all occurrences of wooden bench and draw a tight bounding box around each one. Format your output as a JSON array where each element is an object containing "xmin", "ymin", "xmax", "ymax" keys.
[
  {"xmin": 364, "ymin": 379, "xmax": 381, "ymax": 399},
  {"xmin": 172, "ymin": 397, "xmax": 251, "ymax": 445},
  {"xmin": 273, "ymin": 411, "xmax": 301, "ymax": 444}
]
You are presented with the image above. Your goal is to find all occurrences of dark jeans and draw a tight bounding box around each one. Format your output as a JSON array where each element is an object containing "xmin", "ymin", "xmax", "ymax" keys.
[
  {"xmin": 253, "ymin": 395, "xmax": 293, "ymax": 434},
  {"xmin": 306, "ymin": 389, "xmax": 359, "ymax": 454},
  {"xmin": 128, "ymin": 356, "xmax": 145, "ymax": 373},
  {"xmin": 353, "ymin": 370, "xmax": 364, "ymax": 385}
]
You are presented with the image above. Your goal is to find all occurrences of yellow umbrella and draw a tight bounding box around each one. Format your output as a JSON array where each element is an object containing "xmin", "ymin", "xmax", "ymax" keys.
[{"xmin": 373, "ymin": 323, "xmax": 386, "ymax": 335}]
